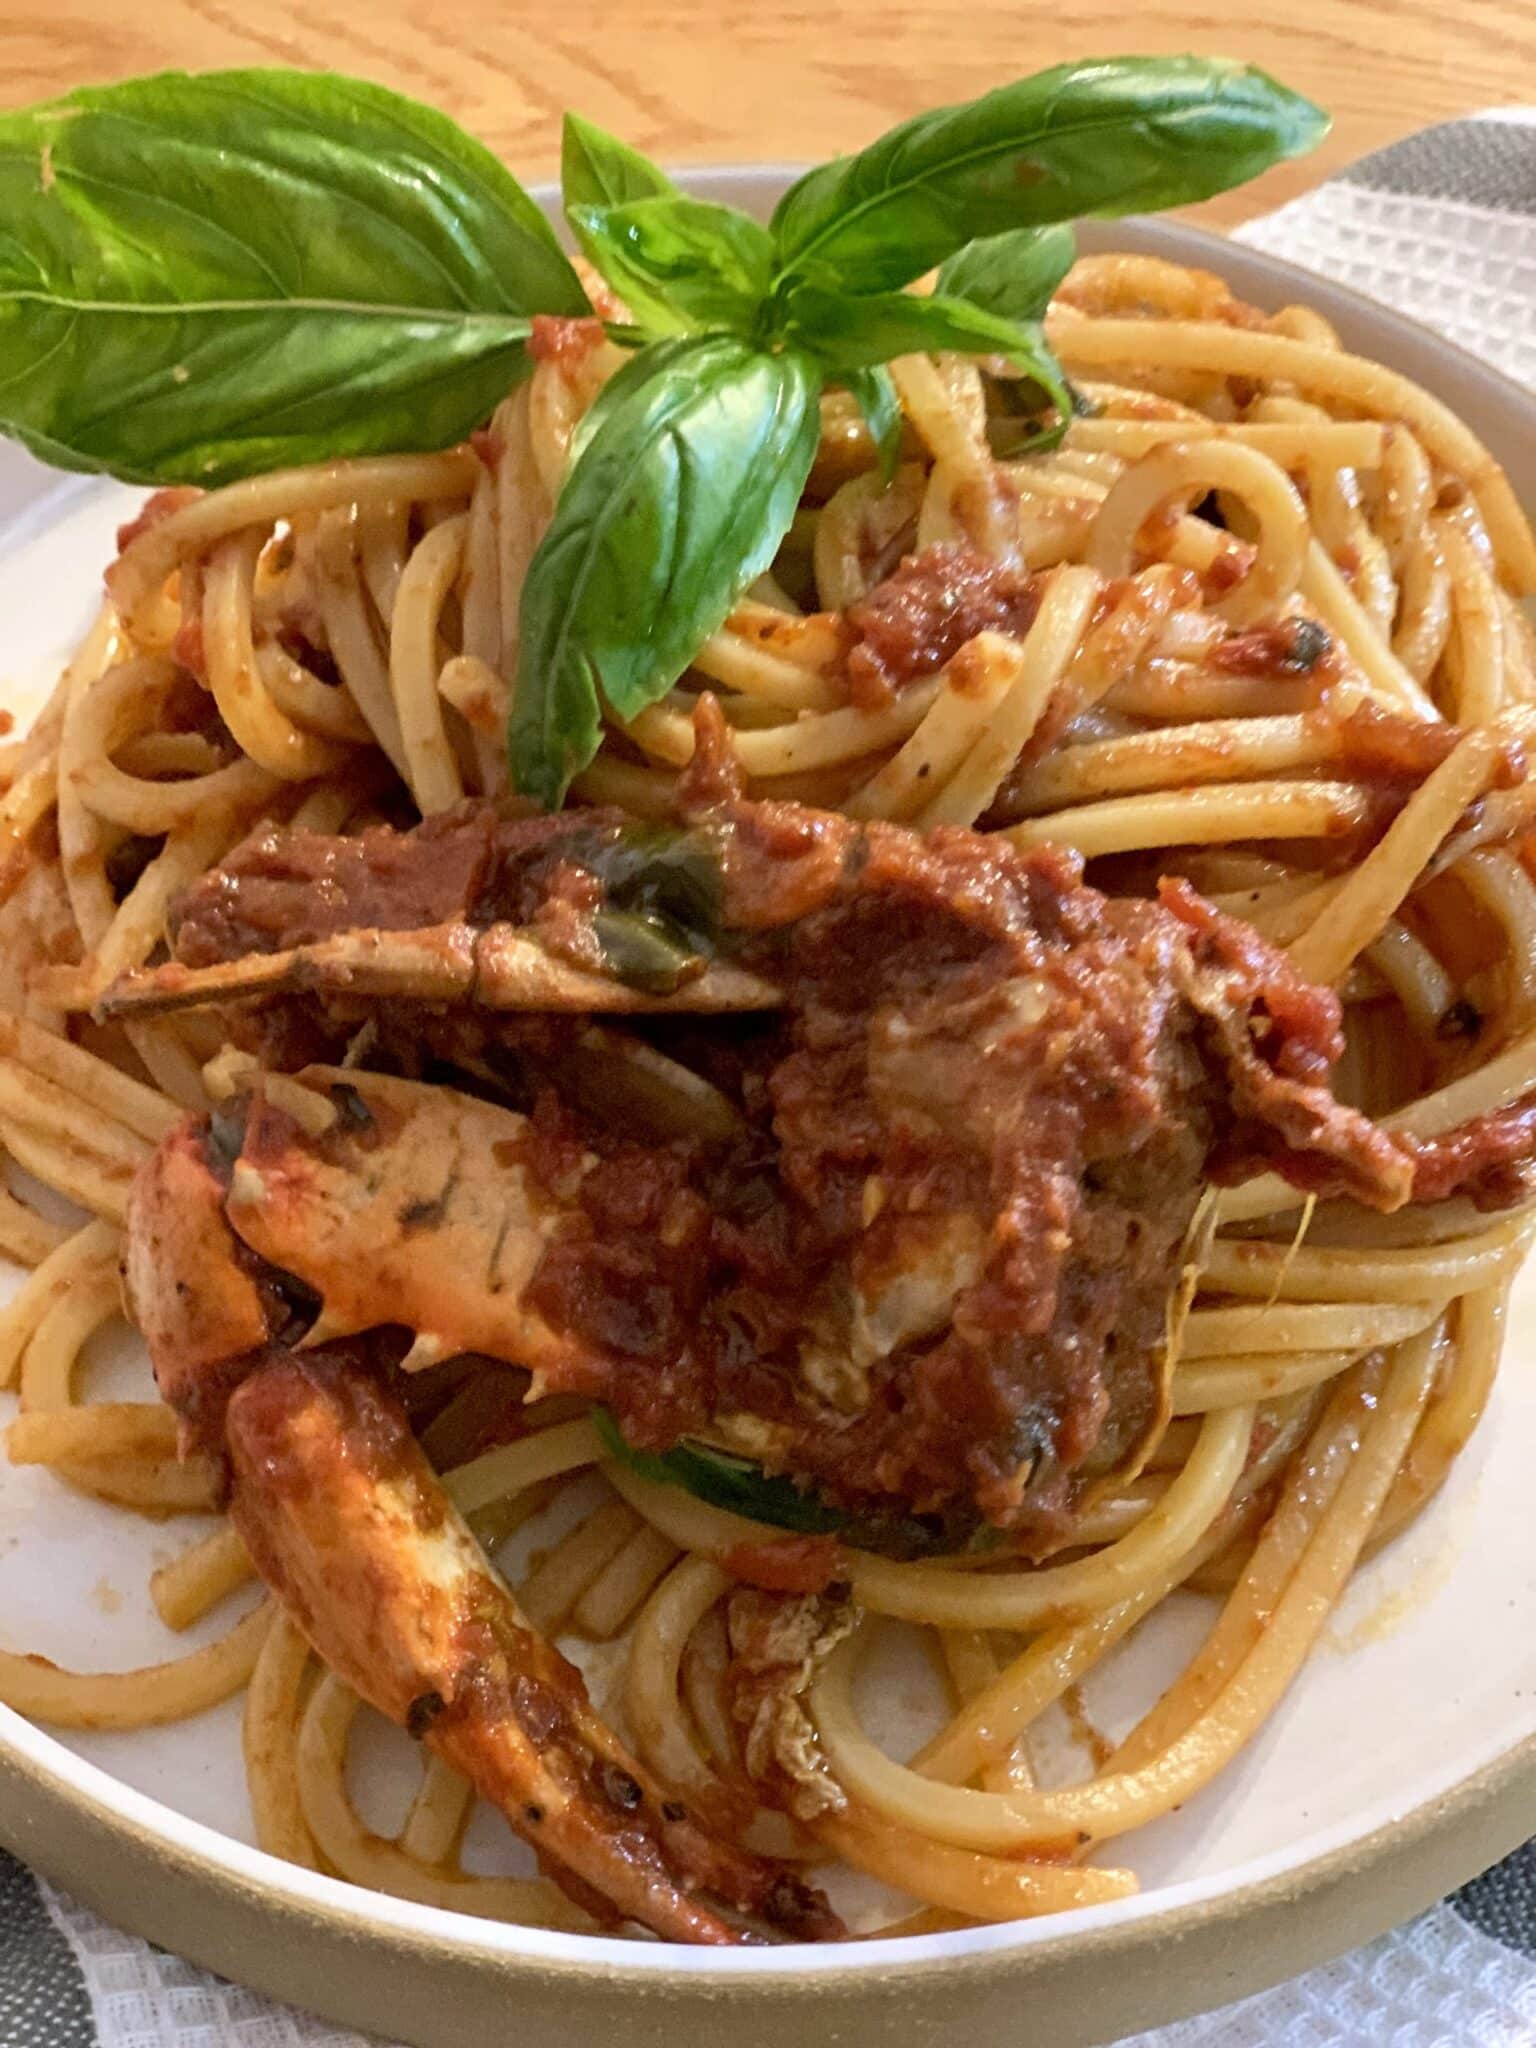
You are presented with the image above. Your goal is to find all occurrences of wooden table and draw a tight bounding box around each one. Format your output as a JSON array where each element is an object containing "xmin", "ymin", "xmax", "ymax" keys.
[{"xmin": 2, "ymin": 1, "xmax": 1533, "ymax": 228}]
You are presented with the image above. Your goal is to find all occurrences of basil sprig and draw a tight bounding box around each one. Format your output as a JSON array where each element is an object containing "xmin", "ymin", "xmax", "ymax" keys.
[
  {"xmin": 0, "ymin": 70, "xmax": 587, "ymax": 484},
  {"xmin": 524, "ymin": 58, "xmax": 1322, "ymax": 801},
  {"xmin": 0, "ymin": 57, "xmax": 1328, "ymax": 800},
  {"xmin": 768, "ymin": 55, "xmax": 1328, "ymax": 291}
]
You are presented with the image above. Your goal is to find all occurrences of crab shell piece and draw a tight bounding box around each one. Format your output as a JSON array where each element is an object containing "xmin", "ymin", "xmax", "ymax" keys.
[
  {"xmin": 158, "ymin": 1062, "xmax": 1194, "ymax": 1529},
  {"xmin": 97, "ymin": 926, "xmax": 781, "ymax": 1021},
  {"xmin": 123, "ymin": 1115, "xmax": 273, "ymax": 1439},
  {"xmin": 225, "ymin": 1066, "xmax": 594, "ymax": 1375},
  {"xmin": 225, "ymin": 1348, "xmax": 841, "ymax": 1944}
]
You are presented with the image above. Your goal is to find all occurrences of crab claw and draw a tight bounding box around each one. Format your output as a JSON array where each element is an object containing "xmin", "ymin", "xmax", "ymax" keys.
[
  {"xmin": 123, "ymin": 1114, "xmax": 273, "ymax": 1448},
  {"xmin": 217, "ymin": 1065, "xmax": 591, "ymax": 1370},
  {"xmin": 123, "ymin": 1106, "xmax": 842, "ymax": 1944},
  {"xmin": 226, "ymin": 1348, "xmax": 842, "ymax": 1943}
]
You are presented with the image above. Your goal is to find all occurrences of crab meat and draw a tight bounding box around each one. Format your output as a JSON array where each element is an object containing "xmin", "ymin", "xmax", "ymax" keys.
[{"xmin": 725, "ymin": 1588, "xmax": 859, "ymax": 1822}]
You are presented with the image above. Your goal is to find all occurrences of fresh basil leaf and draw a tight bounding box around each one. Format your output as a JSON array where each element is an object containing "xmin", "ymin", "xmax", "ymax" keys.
[
  {"xmin": 843, "ymin": 366, "xmax": 902, "ymax": 484},
  {"xmin": 785, "ymin": 283, "xmax": 1073, "ymax": 435},
  {"xmin": 0, "ymin": 68, "xmax": 588, "ymax": 485},
  {"xmin": 936, "ymin": 222, "xmax": 1076, "ymax": 323},
  {"xmin": 565, "ymin": 332, "xmax": 699, "ymax": 470},
  {"xmin": 561, "ymin": 115, "xmax": 693, "ymax": 333},
  {"xmin": 592, "ymin": 1407, "xmax": 993, "ymax": 1559},
  {"xmin": 592, "ymin": 1409, "xmax": 845, "ymax": 1534},
  {"xmin": 561, "ymin": 112, "xmax": 678, "ymax": 211},
  {"xmin": 770, "ymin": 56, "xmax": 1328, "ymax": 291},
  {"xmin": 571, "ymin": 195, "xmax": 774, "ymax": 336},
  {"xmin": 509, "ymin": 335, "xmax": 822, "ymax": 807}
]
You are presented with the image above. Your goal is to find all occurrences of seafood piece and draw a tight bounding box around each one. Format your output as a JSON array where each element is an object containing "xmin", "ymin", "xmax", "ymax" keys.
[
  {"xmin": 101, "ymin": 923, "xmax": 779, "ymax": 1018},
  {"xmin": 126, "ymin": 1085, "xmax": 840, "ymax": 1944},
  {"xmin": 227, "ymin": 1349, "xmax": 839, "ymax": 1943},
  {"xmin": 100, "ymin": 804, "xmax": 780, "ymax": 1021},
  {"xmin": 122, "ymin": 773, "xmax": 1436, "ymax": 1546},
  {"xmin": 726, "ymin": 1587, "xmax": 859, "ymax": 1821},
  {"xmin": 120, "ymin": 751, "xmax": 1536, "ymax": 1941}
]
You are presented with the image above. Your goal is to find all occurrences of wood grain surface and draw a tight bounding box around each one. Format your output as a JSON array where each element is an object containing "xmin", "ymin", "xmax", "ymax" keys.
[{"xmin": 1, "ymin": 2, "xmax": 1532, "ymax": 225}]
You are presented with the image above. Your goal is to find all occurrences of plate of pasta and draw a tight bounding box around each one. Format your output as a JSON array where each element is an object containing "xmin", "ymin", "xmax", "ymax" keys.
[{"xmin": 0, "ymin": 54, "xmax": 1535, "ymax": 2048}]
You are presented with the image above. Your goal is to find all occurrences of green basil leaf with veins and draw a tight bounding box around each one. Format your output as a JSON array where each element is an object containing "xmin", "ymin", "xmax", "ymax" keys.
[
  {"xmin": 569, "ymin": 195, "xmax": 775, "ymax": 336},
  {"xmin": 561, "ymin": 114, "xmax": 693, "ymax": 334},
  {"xmin": 770, "ymin": 56, "xmax": 1328, "ymax": 292},
  {"xmin": 561, "ymin": 111, "xmax": 679, "ymax": 211},
  {"xmin": 785, "ymin": 282, "xmax": 1074, "ymax": 439},
  {"xmin": 591, "ymin": 1408, "xmax": 845, "ymax": 1534},
  {"xmin": 0, "ymin": 68, "xmax": 589, "ymax": 485},
  {"xmin": 564, "ymin": 331, "xmax": 700, "ymax": 470},
  {"xmin": 936, "ymin": 222, "xmax": 1076, "ymax": 323},
  {"xmin": 843, "ymin": 365, "xmax": 903, "ymax": 483},
  {"xmin": 508, "ymin": 334, "xmax": 822, "ymax": 808}
]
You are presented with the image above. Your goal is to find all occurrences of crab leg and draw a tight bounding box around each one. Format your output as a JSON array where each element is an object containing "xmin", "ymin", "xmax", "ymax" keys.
[
  {"xmin": 99, "ymin": 926, "xmax": 779, "ymax": 1021},
  {"xmin": 95, "ymin": 797, "xmax": 782, "ymax": 1024},
  {"xmin": 226, "ymin": 1348, "xmax": 840, "ymax": 1943}
]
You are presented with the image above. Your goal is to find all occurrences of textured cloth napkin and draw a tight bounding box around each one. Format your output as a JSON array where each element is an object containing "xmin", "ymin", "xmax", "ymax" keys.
[{"xmin": 4, "ymin": 108, "xmax": 1536, "ymax": 2048}]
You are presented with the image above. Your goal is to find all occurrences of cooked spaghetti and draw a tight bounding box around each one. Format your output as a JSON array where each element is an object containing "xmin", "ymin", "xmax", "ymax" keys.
[{"xmin": 3, "ymin": 247, "xmax": 1536, "ymax": 1941}]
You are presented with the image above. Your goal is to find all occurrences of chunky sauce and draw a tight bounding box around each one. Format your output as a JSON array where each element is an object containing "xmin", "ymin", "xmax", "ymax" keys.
[
  {"xmin": 152, "ymin": 735, "xmax": 1489, "ymax": 1547},
  {"xmin": 844, "ymin": 543, "xmax": 1043, "ymax": 708}
]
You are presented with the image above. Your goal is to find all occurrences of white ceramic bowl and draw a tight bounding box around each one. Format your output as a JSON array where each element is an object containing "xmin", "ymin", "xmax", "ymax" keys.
[{"xmin": 1, "ymin": 175, "xmax": 1534, "ymax": 2048}]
